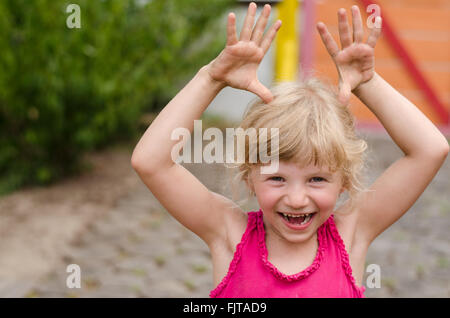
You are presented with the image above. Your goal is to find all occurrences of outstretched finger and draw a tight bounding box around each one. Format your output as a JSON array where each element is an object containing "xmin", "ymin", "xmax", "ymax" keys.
[
  {"xmin": 260, "ymin": 20, "xmax": 282, "ymax": 54},
  {"xmin": 240, "ymin": 2, "xmax": 257, "ymax": 41},
  {"xmin": 248, "ymin": 79, "xmax": 273, "ymax": 104},
  {"xmin": 338, "ymin": 8, "xmax": 352, "ymax": 49},
  {"xmin": 316, "ymin": 22, "xmax": 340, "ymax": 58},
  {"xmin": 366, "ymin": 16, "xmax": 382, "ymax": 48},
  {"xmin": 351, "ymin": 5, "xmax": 364, "ymax": 43},
  {"xmin": 226, "ymin": 13, "xmax": 238, "ymax": 46},
  {"xmin": 250, "ymin": 4, "xmax": 271, "ymax": 45}
]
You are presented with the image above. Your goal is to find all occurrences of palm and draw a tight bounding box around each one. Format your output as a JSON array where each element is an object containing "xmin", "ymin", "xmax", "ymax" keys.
[
  {"xmin": 334, "ymin": 43, "xmax": 375, "ymax": 91},
  {"xmin": 209, "ymin": 41, "xmax": 264, "ymax": 91},
  {"xmin": 207, "ymin": 3, "xmax": 281, "ymax": 103},
  {"xmin": 317, "ymin": 6, "xmax": 382, "ymax": 105}
]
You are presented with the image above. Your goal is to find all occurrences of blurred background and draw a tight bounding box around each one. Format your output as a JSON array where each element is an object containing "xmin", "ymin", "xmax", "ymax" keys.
[{"xmin": 0, "ymin": 0, "xmax": 448, "ymax": 297}]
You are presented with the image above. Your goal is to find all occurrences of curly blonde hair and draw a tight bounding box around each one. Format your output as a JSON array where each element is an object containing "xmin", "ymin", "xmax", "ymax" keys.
[{"xmin": 225, "ymin": 77, "xmax": 371, "ymax": 212}]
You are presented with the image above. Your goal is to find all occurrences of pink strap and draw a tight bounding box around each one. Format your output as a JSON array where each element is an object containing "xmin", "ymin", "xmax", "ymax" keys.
[
  {"xmin": 209, "ymin": 212, "xmax": 256, "ymax": 298},
  {"xmin": 327, "ymin": 215, "xmax": 366, "ymax": 296}
]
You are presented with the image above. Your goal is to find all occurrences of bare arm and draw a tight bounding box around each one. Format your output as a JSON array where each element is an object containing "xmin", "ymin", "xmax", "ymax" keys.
[
  {"xmin": 354, "ymin": 73, "xmax": 449, "ymax": 157},
  {"xmin": 131, "ymin": 65, "xmax": 225, "ymax": 174},
  {"xmin": 318, "ymin": 6, "xmax": 449, "ymax": 246},
  {"xmin": 353, "ymin": 72, "xmax": 448, "ymax": 245},
  {"xmin": 131, "ymin": 3, "xmax": 281, "ymax": 245}
]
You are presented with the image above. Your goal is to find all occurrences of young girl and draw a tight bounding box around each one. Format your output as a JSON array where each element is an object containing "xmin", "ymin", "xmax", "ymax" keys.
[{"xmin": 131, "ymin": 3, "xmax": 449, "ymax": 297}]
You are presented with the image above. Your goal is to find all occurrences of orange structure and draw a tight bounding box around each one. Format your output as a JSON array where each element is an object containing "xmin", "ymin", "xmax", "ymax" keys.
[{"xmin": 311, "ymin": 0, "xmax": 450, "ymax": 134}]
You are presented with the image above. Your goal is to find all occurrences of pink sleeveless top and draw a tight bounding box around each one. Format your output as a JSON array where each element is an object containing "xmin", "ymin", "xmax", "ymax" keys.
[{"xmin": 210, "ymin": 210, "xmax": 365, "ymax": 298}]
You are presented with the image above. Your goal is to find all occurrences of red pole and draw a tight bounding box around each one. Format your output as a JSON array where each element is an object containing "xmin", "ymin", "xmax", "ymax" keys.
[
  {"xmin": 359, "ymin": 0, "xmax": 449, "ymax": 125},
  {"xmin": 300, "ymin": 0, "xmax": 316, "ymax": 79}
]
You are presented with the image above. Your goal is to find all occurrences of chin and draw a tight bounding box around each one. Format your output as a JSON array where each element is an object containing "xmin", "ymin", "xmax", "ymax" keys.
[{"xmin": 283, "ymin": 232, "xmax": 316, "ymax": 244}]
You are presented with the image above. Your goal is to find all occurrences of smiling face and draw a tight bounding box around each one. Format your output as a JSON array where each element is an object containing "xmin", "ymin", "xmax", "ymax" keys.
[{"xmin": 247, "ymin": 160, "xmax": 344, "ymax": 245}]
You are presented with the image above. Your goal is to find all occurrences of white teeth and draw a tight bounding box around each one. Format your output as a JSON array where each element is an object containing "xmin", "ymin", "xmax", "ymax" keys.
[
  {"xmin": 280, "ymin": 212, "xmax": 313, "ymax": 225},
  {"xmin": 281, "ymin": 212, "xmax": 314, "ymax": 218},
  {"xmin": 300, "ymin": 214, "xmax": 311, "ymax": 225}
]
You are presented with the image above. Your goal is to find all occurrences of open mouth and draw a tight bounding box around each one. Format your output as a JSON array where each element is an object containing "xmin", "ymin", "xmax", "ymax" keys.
[{"xmin": 277, "ymin": 211, "xmax": 317, "ymax": 227}]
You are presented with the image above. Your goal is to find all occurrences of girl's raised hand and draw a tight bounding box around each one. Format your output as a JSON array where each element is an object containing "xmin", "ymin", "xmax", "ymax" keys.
[
  {"xmin": 207, "ymin": 2, "xmax": 282, "ymax": 103},
  {"xmin": 317, "ymin": 6, "xmax": 382, "ymax": 105}
]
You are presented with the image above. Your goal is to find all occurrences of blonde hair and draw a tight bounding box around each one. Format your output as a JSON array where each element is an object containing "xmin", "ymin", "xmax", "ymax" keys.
[{"xmin": 226, "ymin": 77, "xmax": 371, "ymax": 212}]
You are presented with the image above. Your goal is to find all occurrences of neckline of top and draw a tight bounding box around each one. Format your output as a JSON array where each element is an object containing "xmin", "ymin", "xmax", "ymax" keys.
[{"xmin": 254, "ymin": 209, "xmax": 328, "ymax": 282}]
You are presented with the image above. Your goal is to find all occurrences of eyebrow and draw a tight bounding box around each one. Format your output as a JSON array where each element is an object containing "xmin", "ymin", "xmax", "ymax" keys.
[
  {"xmin": 263, "ymin": 171, "xmax": 334, "ymax": 178},
  {"xmin": 309, "ymin": 171, "xmax": 333, "ymax": 177}
]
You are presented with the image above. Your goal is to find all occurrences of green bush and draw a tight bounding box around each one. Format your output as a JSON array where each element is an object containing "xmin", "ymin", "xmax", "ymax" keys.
[{"xmin": 0, "ymin": 0, "xmax": 232, "ymax": 195}]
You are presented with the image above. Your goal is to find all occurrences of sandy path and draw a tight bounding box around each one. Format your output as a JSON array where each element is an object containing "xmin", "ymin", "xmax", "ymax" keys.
[
  {"xmin": 0, "ymin": 143, "xmax": 140, "ymax": 296},
  {"xmin": 0, "ymin": 134, "xmax": 448, "ymax": 297}
]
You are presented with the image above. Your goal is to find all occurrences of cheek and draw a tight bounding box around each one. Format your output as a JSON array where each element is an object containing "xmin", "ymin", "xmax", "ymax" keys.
[
  {"xmin": 254, "ymin": 184, "xmax": 280, "ymax": 210},
  {"xmin": 312, "ymin": 189, "xmax": 339, "ymax": 211}
]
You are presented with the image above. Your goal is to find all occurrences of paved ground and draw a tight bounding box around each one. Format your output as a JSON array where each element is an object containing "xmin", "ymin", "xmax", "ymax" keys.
[{"xmin": 0, "ymin": 133, "xmax": 449, "ymax": 298}]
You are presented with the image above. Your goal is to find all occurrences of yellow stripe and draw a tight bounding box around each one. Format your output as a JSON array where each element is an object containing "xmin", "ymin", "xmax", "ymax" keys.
[{"xmin": 275, "ymin": 0, "xmax": 299, "ymax": 81}]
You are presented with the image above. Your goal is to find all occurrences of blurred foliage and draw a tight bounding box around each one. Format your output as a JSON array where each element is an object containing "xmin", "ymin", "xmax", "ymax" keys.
[{"xmin": 0, "ymin": 0, "xmax": 232, "ymax": 195}]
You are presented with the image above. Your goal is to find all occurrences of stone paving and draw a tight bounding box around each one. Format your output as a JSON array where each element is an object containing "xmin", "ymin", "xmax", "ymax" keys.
[{"xmin": 4, "ymin": 133, "xmax": 450, "ymax": 298}]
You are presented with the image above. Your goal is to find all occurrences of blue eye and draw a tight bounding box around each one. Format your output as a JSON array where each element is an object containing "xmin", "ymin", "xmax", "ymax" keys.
[
  {"xmin": 269, "ymin": 176, "xmax": 284, "ymax": 182},
  {"xmin": 311, "ymin": 177, "xmax": 326, "ymax": 182}
]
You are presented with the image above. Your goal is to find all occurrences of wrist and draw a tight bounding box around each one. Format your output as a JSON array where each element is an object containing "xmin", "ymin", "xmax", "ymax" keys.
[
  {"xmin": 353, "ymin": 72, "xmax": 380, "ymax": 98},
  {"xmin": 199, "ymin": 64, "xmax": 227, "ymax": 92}
]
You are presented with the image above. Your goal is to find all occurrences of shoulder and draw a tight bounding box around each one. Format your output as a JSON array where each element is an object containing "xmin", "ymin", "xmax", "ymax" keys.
[
  {"xmin": 332, "ymin": 203, "xmax": 370, "ymax": 287},
  {"xmin": 208, "ymin": 200, "xmax": 251, "ymax": 285},
  {"xmin": 225, "ymin": 205, "xmax": 249, "ymax": 252},
  {"xmin": 208, "ymin": 193, "xmax": 249, "ymax": 253},
  {"xmin": 332, "ymin": 202, "xmax": 369, "ymax": 255}
]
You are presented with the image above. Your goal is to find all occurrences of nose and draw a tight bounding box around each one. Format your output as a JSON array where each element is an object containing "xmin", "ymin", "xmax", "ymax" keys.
[{"xmin": 285, "ymin": 184, "xmax": 310, "ymax": 210}]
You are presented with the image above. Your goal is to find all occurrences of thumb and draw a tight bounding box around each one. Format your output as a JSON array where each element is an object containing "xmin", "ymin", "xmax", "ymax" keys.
[
  {"xmin": 338, "ymin": 81, "xmax": 351, "ymax": 106},
  {"xmin": 248, "ymin": 80, "xmax": 273, "ymax": 104}
]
